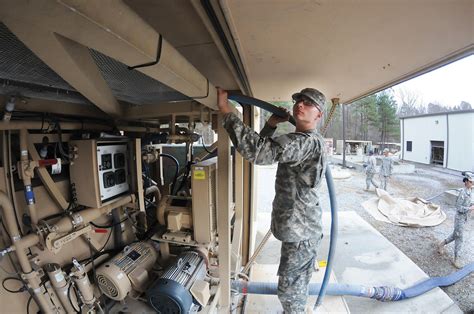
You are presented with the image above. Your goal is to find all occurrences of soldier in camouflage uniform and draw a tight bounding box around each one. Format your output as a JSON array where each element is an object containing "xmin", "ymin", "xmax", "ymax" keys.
[
  {"xmin": 217, "ymin": 87, "xmax": 326, "ymax": 313},
  {"xmin": 437, "ymin": 173, "xmax": 474, "ymax": 268},
  {"xmin": 365, "ymin": 150, "xmax": 378, "ymax": 191},
  {"xmin": 379, "ymin": 148, "xmax": 393, "ymax": 190}
]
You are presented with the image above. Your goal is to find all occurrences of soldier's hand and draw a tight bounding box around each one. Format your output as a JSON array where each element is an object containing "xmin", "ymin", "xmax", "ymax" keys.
[
  {"xmin": 217, "ymin": 87, "xmax": 232, "ymax": 114},
  {"xmin": 267, "ymin": 108, "xmax": 290, "ymax": 127}
]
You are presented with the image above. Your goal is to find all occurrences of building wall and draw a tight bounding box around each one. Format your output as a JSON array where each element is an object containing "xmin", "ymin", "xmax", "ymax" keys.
[
  {"xmin": 402, "ymin": 114, "xmax": 447, "ymax": 165},
  {"xmin": 447, "ymin": 112, "xmax": 474, "ymax": 171},
  {"xmin": 401, "ymin": 112, "xmax": 474, "ymax": 171}
]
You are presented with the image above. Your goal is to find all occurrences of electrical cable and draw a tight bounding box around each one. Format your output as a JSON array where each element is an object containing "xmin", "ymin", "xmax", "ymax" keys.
[
  {"xmin": 26, "ymin": 295, "xmax": 33, "ymax": 314},
  {"xmin": 158, "ymin": 153, "xmax": 179, "ymax": 195},
  {"xmin": 90, "ymin": 217, "xmax": 128, "ymax": 229},
  {"xmin": 67, "ymin": 283, "xmax": 81, "ymax": 313},
  {"xmin": 2, "ymin": 277, "xmax": 27, "ymax": 293},
  {"xmin": 202, "ymin": 140, "xmax": 214, "ymax": 154}
]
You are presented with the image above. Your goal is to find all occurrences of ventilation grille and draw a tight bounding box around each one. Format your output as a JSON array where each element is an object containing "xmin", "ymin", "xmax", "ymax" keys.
[
  {"xmin": 96, "ymin": 274, "xmax": 119, "ymax": 298},
  {"xmin": 0, "ymin": 22, "xmax": 190, "ymax": 106}
]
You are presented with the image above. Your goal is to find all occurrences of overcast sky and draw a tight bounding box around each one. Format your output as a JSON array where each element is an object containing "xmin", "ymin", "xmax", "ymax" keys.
[{"xmin": 392, "ymin": 54, "xmax": 473, "ymax": 108}]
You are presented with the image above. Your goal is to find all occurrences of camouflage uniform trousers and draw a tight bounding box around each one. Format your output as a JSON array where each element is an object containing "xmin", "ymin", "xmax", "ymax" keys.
[
  {"xmin": 442, "ymin": 212, "xmax": 468, "ymax": 259},
  {"xmin": 277, "ymin": 237, "xmax": 320, "ymax": 313},
  {"xmin": 380, "ymin": 175, "xmax": 390, "ymax": 190},
  {"xmin": 366, "ymin": 172, "xmax": 378, "ymax": 190}
]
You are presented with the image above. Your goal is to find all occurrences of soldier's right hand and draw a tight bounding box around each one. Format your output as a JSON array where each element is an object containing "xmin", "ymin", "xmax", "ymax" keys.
[{"xmin": 267, "ymin": 108, "xmax": 290, "ymax": 127}]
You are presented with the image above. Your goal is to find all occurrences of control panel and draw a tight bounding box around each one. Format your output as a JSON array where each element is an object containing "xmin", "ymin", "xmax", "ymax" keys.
[
  {"xmin": 70, "ymin": 140, "xmax": 130, "ymax": 208},
  {"xmin": 97, "ymin": 144, "xmax": 129, "ymax": 202}
]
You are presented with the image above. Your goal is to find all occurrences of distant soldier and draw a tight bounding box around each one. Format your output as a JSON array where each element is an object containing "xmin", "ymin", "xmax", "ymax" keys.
[
  {"xmin": 437, "ymin": 172, "xmax": 474, "ymax": 268},
  {"xmin": 379, "ymin": 148, "xmax": 393, "ymax": 190},
  {"xmin": 364, "ymin": 150, "xmax": 378, "ymax": 191},
  {"xmin": 345, "ymin": 143, "xmax": 351, "ymax": 155}
]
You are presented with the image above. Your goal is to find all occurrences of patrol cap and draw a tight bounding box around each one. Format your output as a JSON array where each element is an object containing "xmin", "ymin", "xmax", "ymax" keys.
[
  {"xmin": 292, "ymin": 88, "xmax": 326, "ymax": 111},
  {"xmin": 462, "ymin": 171, "xmax": 473, "ymax": 182},
  {"xmin": 383, "ymin": 148, "xmax": 389, "ymax": 153}
]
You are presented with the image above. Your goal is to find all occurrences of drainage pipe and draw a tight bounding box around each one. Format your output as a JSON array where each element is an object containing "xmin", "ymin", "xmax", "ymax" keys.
[
  {"xmin": 227, "ymin": 94, "xmax": 338, "ymax": 308},
  {"xmin": 232, "ymin": 262, "xmax": 474, "ymax": 300}
]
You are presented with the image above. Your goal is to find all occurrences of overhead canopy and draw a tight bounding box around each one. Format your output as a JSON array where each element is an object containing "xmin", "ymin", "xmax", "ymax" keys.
[{"xmin": 0, "ymin": 0, "xmax": 472, "ymax": 118}]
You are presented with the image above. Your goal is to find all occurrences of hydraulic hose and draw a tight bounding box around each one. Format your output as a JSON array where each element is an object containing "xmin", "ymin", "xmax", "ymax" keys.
[
  {"xmin": 228, "ymin": 93, "xmax": 338, "ymax": 308},
  {"xmin": 232, "ymin": 261, "xmax": 474, "ymax": 301}
]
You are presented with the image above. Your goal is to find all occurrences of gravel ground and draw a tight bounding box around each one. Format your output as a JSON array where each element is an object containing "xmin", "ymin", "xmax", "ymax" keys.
[{"xmin": 255, "ymin": 162, "xmax": 473, "ymax": 313}]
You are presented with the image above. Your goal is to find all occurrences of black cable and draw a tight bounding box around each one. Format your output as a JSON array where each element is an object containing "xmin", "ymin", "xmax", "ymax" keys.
[
  {"xmin": 67, "ymin": 283, "xmax": 80, "ymax": 313},
  {"xmin": 159, "ymin": 153, "xmax": 179, "ymax": 195},
  {"xmin": 26, "ymin": 295, "xmax": 33, "ymax": 314},
  {"xmin": 90, "ymin": 217, "xmax": 128, "ymax": 229},
  {"xmin": 202, "ymin": 140, "xmax": 214, "ymax": 154},
  {"xmin": 7, "ymin": 131, "xmax": 24, "ymax": 236},
  {"xmin": 54, "ymin": 121, "xmax": 70, "ymax": 161},
  {"xmin": 2, "ymin": 277, "xmax": 27, "ymax": 293},
  {"xmin": 87, "ymin": 238, "xmax": 97, "ymax": 286}
]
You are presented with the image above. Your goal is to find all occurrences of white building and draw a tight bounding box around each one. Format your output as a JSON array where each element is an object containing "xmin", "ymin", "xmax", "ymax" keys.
[{"xmin": 400, "ymin": 110, "xmax": 474, "ymax": 171}]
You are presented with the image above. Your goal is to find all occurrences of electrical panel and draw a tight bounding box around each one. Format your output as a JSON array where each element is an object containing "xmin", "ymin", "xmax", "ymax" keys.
[{"xmin": 70, "ymin": 140, "xmax": 130, "ymax": 208}]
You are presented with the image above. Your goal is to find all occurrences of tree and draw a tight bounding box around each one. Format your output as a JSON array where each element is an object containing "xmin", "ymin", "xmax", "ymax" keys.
[
  {"xmin": 396, "ymin": 88, "xmax": 425, "ymax": 116},
  {"xmin": 373, "ymin": 92, "xmax": 399, "ymax": 148},
  {"xmin": 352, "ymin": 95, "xmax": 378, "ymax": 140}
]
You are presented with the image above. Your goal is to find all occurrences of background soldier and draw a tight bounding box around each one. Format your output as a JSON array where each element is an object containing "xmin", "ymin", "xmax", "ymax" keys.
[
  {"xmin": 217, "ymin": 87, "xmax": 327, "ymax": 313},
  {"xmin": 365, "ymin": 150, "xmax": 378, "ymax": 191},
  {"xmin": 437, "ymin": 172, "xmax": 474, "ymax": 268},
  {"xmin": 379, "ymin": 148, "xmax": 393, "ymax": 190}
]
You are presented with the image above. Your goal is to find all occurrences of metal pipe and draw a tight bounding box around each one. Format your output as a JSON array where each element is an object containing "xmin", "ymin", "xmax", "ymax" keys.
[
  {"xmin": 0, "ymin": 121, "xmax": 160, "ymax": 133},
  {"xmin": 19, "ymin": 129, "xmax": 39, "ymax": 226},
  {"xmin": 0, "ymin": 190, "xmax": 21, "ymax": 242},
  {"xmin": 45, "ymin": 263, "xmax": 76, "ymax": 313},
  {"xmin": 54, "ymin": 194, "xmax": 135, "ymax": 233}
]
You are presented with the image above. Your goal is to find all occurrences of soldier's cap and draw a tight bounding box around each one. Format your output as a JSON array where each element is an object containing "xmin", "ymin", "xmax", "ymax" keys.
[
  {"xmin": 383, "ymin": 148, "xmax": 389, "ymax": 153},
  {"xmin": 292, "ymin": 88, "xmax": 326, "ymax": 111},
  {"xmin": 462, "ymin": 172, "xmax": 473, "ymax": 182}
]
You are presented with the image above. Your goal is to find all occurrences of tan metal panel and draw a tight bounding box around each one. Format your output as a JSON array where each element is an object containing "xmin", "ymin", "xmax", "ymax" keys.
[
  {"xmin": 216, "ymin": 113, "xmax": 231, "ymax": 309},
  {"xmin": 69, "ymin": 140, "xmax": 101, "ymax": 208},
  {"xmin": 191, "ymin": 158, "xmax": 217, "ymax": 244}
]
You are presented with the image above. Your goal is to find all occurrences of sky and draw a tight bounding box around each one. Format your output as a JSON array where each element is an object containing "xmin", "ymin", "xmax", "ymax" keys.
[{"xmin": 392, "ymin": 54, "xmax": 473, "ymax": 108}]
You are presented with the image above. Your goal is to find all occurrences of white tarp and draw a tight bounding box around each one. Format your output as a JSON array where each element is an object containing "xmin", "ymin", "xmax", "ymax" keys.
[{"xmin": 362, "ymin": 189, "xmax": 446, "ymax": 227}]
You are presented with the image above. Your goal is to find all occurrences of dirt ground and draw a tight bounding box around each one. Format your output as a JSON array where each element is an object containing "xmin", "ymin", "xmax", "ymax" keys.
[{"xmin": 255, "ymin": 161, "xmax": 473, "ymax": 312}]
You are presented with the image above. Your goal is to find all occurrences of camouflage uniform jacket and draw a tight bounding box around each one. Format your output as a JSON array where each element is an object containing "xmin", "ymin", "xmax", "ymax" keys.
[
  {"xmin": 380, "ymin": 156, "xmax": 393, "ymax": 176},
  {"xmin": 365, "ymin": 155, "xmax": 377, "ymax": 174},
  {"xmin": 456, "ymin": 187, "xmax": 472, "ymax": 215},
  {"xmin": 223, "ymin": 112, "xmax": 326, "ymax": 242}
]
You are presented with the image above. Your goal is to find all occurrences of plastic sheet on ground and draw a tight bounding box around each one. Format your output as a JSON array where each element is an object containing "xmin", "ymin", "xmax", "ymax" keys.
[
  {"xmin": 362, "ymin": 189, "xmax": 446, "ymax": 227},
  {"xmin": 330, "ymin": 166, "xmax": 352, "ymax": 180}
]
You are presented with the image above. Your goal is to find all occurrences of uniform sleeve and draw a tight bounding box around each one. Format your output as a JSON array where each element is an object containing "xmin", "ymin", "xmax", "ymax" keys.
[
  {"xmin": 222, "ymin": 112, "xmax": 318, "ymax": 166},
  {"xmin": 455, "ymin": 189, "xmax": 471, "ymax": 213},
  {"xmin": 390, "ymin": 159, "xmax": 394, "ymax": 174},
  {"xmin": 259, "ymin": 122, "xmax": 277, "ymax": 138}
]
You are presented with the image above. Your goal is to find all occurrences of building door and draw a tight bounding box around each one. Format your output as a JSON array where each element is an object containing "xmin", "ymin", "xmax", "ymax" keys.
[{"xmin": 430, "ymin": 141, "xmax": 444, "ymax": 165}]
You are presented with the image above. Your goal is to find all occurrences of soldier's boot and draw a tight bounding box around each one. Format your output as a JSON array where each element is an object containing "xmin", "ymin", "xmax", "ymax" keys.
[
  {"xmin": 436, "ymin": 241, "xmax": 445, "ymax": 254},
  {"xmin": 452, "ymin": 257, "xmax": 462, "ymax": 269}
]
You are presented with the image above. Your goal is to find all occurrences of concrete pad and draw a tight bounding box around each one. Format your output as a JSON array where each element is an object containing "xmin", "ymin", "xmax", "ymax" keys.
[
  {"xmin": 318, "ymin": 211, "xmax": 462, "ymax": 313},
  {"xmin": 245, "ymin": 263, "xmax": 350, "ymax": 313}
]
